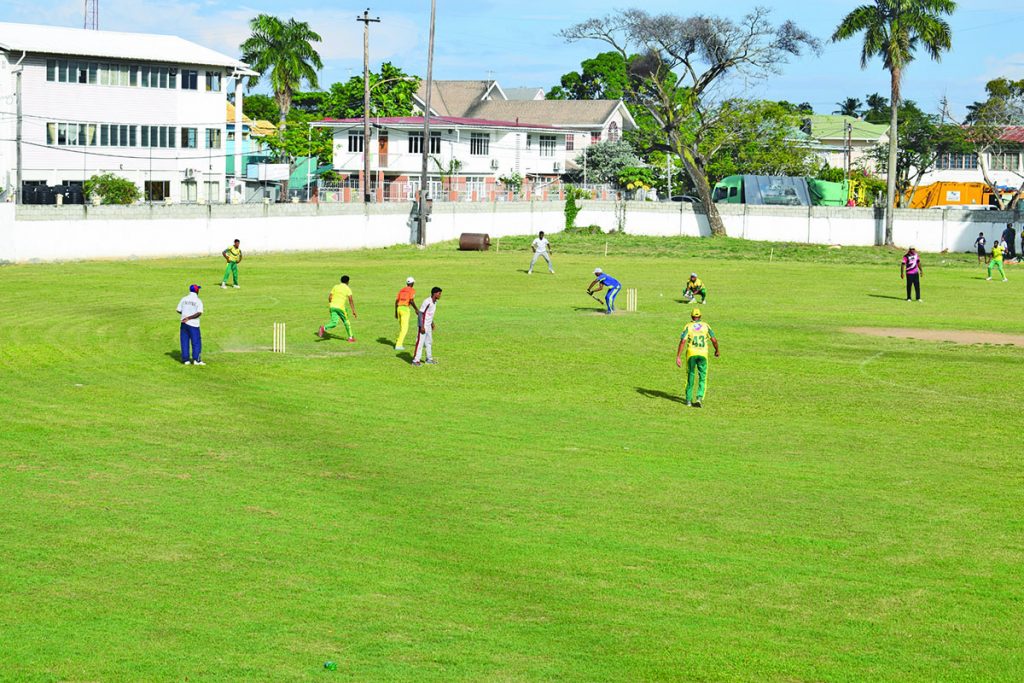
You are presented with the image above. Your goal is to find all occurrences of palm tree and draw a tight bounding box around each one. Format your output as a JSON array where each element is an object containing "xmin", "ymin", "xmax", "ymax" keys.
[
  {"xmin": 832, "ymin": 0, "xmax": 955, "ymax": 246},
  {"xmin": 240, "ymin": 15, "xmax": 324, "ymax": 123},
  {"xmin": 834, "ymin": 97, "xmax": 864, "ymax": 117}
]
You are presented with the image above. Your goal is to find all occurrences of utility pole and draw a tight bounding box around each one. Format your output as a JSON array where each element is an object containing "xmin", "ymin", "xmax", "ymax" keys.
[
  {"xmin": 357, "ymin": 8, "xmax": 380, "ymax": 204},
  {"xmin": 666, "ymin": 153, "xmax": 671, "ymax": 199},
  {"xmin": 845, "ymin": 121, "xmax": 853, "ymax": 180},
  {"xmin": 15, "ymin": 64, "xmax": 23, "ymax": 204},
  {"xmin": 84, "ymin": 0, "xmax": 99, "ymax": 29},
  {"xmin": 417, "ymin": 0, "xmax": 436, "ymax": 246}
]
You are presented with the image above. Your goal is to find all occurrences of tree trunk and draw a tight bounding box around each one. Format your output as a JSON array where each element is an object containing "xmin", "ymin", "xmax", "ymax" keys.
[
  {"xmin": 977, "ymin": 155, "xmax": 1007, "ymax": 210},
  {"xmin": 884, "ymin": 69, "xmax": 900, "ymax": 246},
  {"xmin": 679, "ymin": 147, "xmax": 726, "ymax": 236}
]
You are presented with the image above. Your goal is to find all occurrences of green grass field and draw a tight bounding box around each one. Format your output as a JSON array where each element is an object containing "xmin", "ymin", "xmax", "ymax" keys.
[{"xmin": 2, "ymin": 235, "xmax": 1022, "ymax": 681}]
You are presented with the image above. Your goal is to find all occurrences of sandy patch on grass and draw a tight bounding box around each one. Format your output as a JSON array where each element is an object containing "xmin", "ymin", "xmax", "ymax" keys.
[{"xmin": 844, "ymin": 327, "xmax": 1024, "ymax": 346}]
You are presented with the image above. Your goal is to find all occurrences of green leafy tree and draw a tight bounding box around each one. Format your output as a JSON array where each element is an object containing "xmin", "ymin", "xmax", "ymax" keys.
[
  {"xmin": 834, "ymin": 97, "xmax": 864, "ymax": 116},
  {"xmin": 562, "ymin": 8, "xmax": 820, "ymax": 236},
  {"xmin": 321, "ymin": 63, "xmax": 421, "ymax": 119},
  {"xmin": 777, "ymin": 101, "xmax": 815, "ymax": 115},
  {"xmin": 703, "ymin": 100, "xmax": 820, "ymax": 182},
  {"xmin": 241, "ymin": 93, "xmax": 281, "ymax": 123},
  {"xmin": 863, "ymin": 92, "xmax": 890, "ymax": 123},
  {"xmin": 832, "ymin": 0, "xmax": 956, "ymax": 245},
  {"xmin": 870, "ymin": 100, "xmax": 968, "ymax": 207},
  {"xmin": 570, "ymin": 140, "xmax": 642, "ymax": 185},
  {"xmin": 240, "ymin": 15, "xmax": 324, "ymax": 122},
  {"xmin": 262, "ymin": 109, "xmax": 332, "ymax": 165},
  {"xmin": 547, "ymin": 51, "xmax": 631, "ymax": 100},
  {"xmin": 84, "ymin": 173, "xmax": 140, "ymax": 205}
]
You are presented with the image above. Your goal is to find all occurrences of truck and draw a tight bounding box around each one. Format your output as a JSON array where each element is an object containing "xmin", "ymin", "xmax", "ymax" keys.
[{"xmin": 711, "ymin": 174, "xmax": 850, "ymax": 207}]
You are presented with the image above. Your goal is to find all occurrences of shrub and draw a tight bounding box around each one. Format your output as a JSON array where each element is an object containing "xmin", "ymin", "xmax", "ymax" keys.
[
  {"xmin": 564, "ymin": 224, "xmax": 603, "ymax": 235},
  {"xmin": 84, "ymin": 173, "xmax": 141, "ymax": 205}
]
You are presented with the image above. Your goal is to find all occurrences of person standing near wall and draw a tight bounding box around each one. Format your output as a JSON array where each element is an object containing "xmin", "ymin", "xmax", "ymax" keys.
[
  {"xmin": 176, "ymin": 284, "xmax": 204, "ymax": 365},
  {"xmin": 220, "ymin": 239, "xmax": 242, "ymax": 289},
  {"xmin": 394, "ymin": 277, "xmax": 418, "ymax": 351},
  {"xmin": 528, "ymin": 231, "xmax": 554, "ymax": 274},
  {"xmin": 987, "ymin": 241, "xmax": 1008, "ymax": 282},
  {"xmin": 1001, "ymin": 223, "xmax": 1017, "ymax": 261},
  {"xmin": 974, "ymin": 232, "xmax": 987, "ymax": 265},
  {"xmin": 901, "ymin": 246, "xmax": 922, "ymax": 302}
]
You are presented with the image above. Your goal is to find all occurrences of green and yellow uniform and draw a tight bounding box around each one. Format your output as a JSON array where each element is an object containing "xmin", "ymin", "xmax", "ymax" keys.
[
  {"xmin": 988, "ymin": 244, "xmax": 1006, "ymax": 280},
  {"xmin": 680, "ymin": 320, "xmax": 715, "ymax": 403},
  {"xmin": 222, "ymin": 245, "xmax": 242, "ymax": 285},
  {"xmin": 684, "ymin": 277, "xmax": 706, "ymax": 303},
  {"xmin": 324, "ymin": 283, "xmax": 354, "ymax": 337}
]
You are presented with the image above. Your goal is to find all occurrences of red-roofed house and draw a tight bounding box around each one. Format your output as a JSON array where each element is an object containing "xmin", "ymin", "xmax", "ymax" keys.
[
  {"xmin": 920, "ymin": 126, "xmax": 1024, "ymax": 192},
  {"xmin": 312, "ymin": 115, "xmax": 575, "ymax": 201}
]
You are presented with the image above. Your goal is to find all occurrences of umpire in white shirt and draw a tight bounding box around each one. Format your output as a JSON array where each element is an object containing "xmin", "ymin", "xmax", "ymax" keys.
[
  {"xmin": 177, "ymin": 284, "xmax": 205, "ymax": 365},
  {"xmin": 528, "ymin": 231, "xmax": 554, "ymax": 274}
]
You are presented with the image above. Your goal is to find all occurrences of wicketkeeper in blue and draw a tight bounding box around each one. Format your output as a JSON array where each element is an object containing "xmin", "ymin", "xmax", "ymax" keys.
[{"xmin": 587, "ymin": 268, "xmax": 622, "ymax": 314}]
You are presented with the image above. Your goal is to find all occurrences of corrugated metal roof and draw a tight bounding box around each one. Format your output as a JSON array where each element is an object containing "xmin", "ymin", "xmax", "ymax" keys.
[
  {"xmin": 315, "ymin": 115, "xmax": 567, "ymax": 132},
  {"xmin": 0, "ymin": 21, "xmax": 255, "ymax": 72},
  {"xmin": 998, "ymin": 126, "xmax": 1024, "ymax": 143},
  {"xmin": 807, "ymin": 114, "xmax": 889, "ymax": 141}
]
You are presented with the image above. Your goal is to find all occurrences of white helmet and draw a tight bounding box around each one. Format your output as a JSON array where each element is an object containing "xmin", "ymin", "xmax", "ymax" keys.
[{"xmin": 594, "ymin": 267, "xmax": 603, "ymax": 274}]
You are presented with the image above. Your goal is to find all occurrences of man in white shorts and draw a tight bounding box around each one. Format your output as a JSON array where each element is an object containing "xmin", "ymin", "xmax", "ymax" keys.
[
  {"xmin": 528, "ymin": 231, "xmax": 554, "ymax": 274},
  {"xmin": 413, "ymin": 287, "xmax": 443, "ymax": 366}
]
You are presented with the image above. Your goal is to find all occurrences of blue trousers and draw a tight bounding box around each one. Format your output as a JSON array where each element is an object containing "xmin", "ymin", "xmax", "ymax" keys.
[
  {"xmin": 605, "ymin": 285, "xmax": 621, "ymax": 313},
  {"xmin": 180, "ymin": 324, "xmax": 202, "ymax": 362}
]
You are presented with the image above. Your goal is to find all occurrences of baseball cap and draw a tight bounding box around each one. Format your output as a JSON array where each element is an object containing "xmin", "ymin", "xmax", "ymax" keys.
[
  {"xmin": 406, "ymin": 277, "xmax": 415, "ymax": 284},
  {"xmin": 691, "ymin": 308, "xmax": 701, "ymax": 318},
  {"xmin": 189, "ymin": 284, "xmax": 201, "ymax": 293},
  {"xmin": 594, "ymin": 267, "xmax": 603, "ymax": 274}
]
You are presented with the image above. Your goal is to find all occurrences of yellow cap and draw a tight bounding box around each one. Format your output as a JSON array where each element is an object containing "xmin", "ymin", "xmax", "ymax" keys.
[{"xmin": 691, "ymin": 308, "xmax": 701, "ymax": 318}]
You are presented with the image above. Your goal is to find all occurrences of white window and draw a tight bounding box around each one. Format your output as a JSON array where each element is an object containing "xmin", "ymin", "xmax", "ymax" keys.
[
  {"xmin": 990, "ymin": 150, "xmax": 1020, "ymax": 171},
  {"xmin": 348, "ymin": 132, "xmax": 364, "ymax": 153},
  {"xmin": 539, "ymin": 135, "xmax": 557, "ymax": 157},
  {"xmin": 608, "ymin": 121, "xmax": 620, "ymax": 143},
  {"xmin": 470, "ymin": 132, "xmax": 490, "ymax": 156},
  {"xmin": 181, "ymin": 69, "xmax": 199, "ymax": 90},
  {"xmin": 566, "ymin": 135, "xmax": 575, "ymax": 151},
  {"xmin": 936, "ymin": 152, "xmax": 978, "ymax": 170},
  {"xmin": 205, "ymin": 181, "xmax": 221, "ymax": 203},
  {"xmin": 408, "ymin": 131, "xmax": 441, "ymax": 154},
  {"xmin": 205, "ymin": 128, "xmax": 222, "ymax": 149},
  {"xmin": 182, "ymin": 181, "xmax": 197, "ymax": 203},
  {"xmin": 181, "ymin": 128, "xmax": 198, "ymax": 149},
  {"xmin": 465, "ymin": 176, "xmax": 486, "ymax": 196},
  {"xmin": 205, "ymin": 72, "xmax": 222, "ymax": 92},
  {"xmin": 145, "ymin": 181, "xmax": 170, "ymax": 201}
]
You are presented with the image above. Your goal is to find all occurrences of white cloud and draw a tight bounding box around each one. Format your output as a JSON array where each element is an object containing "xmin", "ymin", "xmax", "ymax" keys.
[{"xmin": 982, "ymin": 53, "xmax": 1024, "ymax": 82}]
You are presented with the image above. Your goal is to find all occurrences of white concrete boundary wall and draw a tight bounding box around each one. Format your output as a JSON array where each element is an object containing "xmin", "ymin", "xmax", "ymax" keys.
[{"xmin": 1, "ymin": 201, "xmax": 1020, "ymax": 263}]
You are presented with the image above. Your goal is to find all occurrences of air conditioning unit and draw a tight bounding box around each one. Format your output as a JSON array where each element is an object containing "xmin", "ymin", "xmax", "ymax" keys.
[
  {"xmin": 183, "ymin": 168, "xmax": 196, "ymax": 179},
  {"xmin": 553, "ymin": 162, "xmax": 561, "ymax": 172},
  {"xmin": 490, "ymin": 159, "xmax": 500, "ymax": 170}
]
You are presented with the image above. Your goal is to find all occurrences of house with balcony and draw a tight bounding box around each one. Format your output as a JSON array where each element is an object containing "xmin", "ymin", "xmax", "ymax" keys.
[
  {"xmin": 412, "ymin": 80, "xmax": 636, "ymax": 169},
  {"xmin": 0, "ymin": 21, "xmax": 255, "ymax": 203},
  {"xmin": 313, "ymin": 115, "xmax": 572, "ymax": 201}
]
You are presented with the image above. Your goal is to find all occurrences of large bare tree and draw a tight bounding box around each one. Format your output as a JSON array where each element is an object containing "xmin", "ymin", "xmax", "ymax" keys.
[{"xmin": 560, "ymin": 8, "xmax": 819, "ymax": 236}]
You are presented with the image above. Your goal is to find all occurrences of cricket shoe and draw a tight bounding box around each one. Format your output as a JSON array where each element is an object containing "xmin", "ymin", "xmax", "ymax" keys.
[
  {"xmin": 193, "ymin": 360, "xmax": 206, "ymax": 366},
  {"xmin": 317, "ymin": 326, "xmax": 325, "ymax": 338},
  {"xmin": 395, "ymin": 346, "xmax": 405, "ymax": 351},
  {"xmin": 233, "ymin": 284, "xmax": 240, "ymax": 289},
  {"xmin": 182, "ymin": 360, "xmax": 192, "ymax": 365},
  {"xmin": 425, "ymin": 359, "xmax": 438, "ymax": 364},
  {"xmin": 692, "ymin": 400, "xmax": 703, "ymax": 408},
  {"xmin": 220, "ymin": 283, "xmax": 226, "ymax": 289},
  {"xmin": 412, "ymin": 360, "xmax": 422, "ymax": 366},
  {"xmin": 347, "ymin": 337, "xmax": 357, "ymax": 343},
  {"xmin": 986, "ymin": 277, "xmax": 992, "ymax": 281},
  {"xmin": 1003, "ymin": 278, "xmax": 1009, "ymax": 282},
  {"xmin": 684, "ymin": 400, "xmax": 691, "ymax": 406}
]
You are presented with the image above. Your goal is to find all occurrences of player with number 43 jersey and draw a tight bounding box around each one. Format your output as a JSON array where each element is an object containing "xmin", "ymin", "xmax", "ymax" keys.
[{"xmin": 675, "ymin": 308, "xmax": 719, "ymax": 408}]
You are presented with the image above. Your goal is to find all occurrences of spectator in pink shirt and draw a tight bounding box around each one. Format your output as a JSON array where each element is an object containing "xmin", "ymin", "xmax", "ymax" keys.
[{"xmin": 901, "ymin": 246, "xmax": 922, "ymax": 302}]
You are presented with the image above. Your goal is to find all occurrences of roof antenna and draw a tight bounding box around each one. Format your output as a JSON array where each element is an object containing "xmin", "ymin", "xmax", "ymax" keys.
[
  {"xmin": 84, "ymin": 0, "xmax": 99, "ymax": 29},
  {"xmin": 486, "ymin": 70, "xmax": 494, "ymax": 82}
]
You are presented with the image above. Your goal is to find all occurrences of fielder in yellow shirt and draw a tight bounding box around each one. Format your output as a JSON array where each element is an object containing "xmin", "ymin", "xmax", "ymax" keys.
[
  {"xmin": 987, "ymin": 243, "xmax": 1008, "ymax": 281},
  {"xmin": 675, "ymin": 308, "xmax": 719, "ymax": 408},
  {"xmin": 221, "ymin": 239, "xmax": 242, "ymax": 288},
  {"xmin": 317, "ymin": 275, "xmax": 357, "ymax": 342}
]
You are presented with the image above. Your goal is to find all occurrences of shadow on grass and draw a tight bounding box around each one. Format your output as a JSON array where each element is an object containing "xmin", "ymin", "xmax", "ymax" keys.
[
  {"xmin": 635, "ymin": 387, "xmax": 687, "ymax": 404},
  {"xmin": 868, "ymin": 294, "xmax": 908, "ymax": 300},
  {"xmin": 572, "ymin": 306, "xmax": 609, "ymax": 313},
  {"xmin": 675, "ymin": 299, "xmax": 703, "ymax": 304},
  {"xmin": 376, "ymin": 337, "xmax": 394, "ymax": 347}
]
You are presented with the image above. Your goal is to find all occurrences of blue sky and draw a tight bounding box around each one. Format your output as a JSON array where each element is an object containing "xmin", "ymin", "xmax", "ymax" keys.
[{"xmin": 1, "ymin": 0, "xmax": 1021, "ymax": 117}]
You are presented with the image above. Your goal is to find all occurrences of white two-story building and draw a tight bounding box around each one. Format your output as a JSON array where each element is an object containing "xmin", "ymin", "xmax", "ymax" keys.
[
  {"xmin": 314, "ymin": 115, "xmax": 573, "ymax": 200},
  {"xmin": 0, "ymin": 22, "xmax": 254, "ymax": 203}
]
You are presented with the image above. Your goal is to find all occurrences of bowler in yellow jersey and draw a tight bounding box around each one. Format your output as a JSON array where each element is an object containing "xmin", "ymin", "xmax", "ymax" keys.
[{"xmin": 675, "ymin": 308, "xmax": 719, "ymax": 408}]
